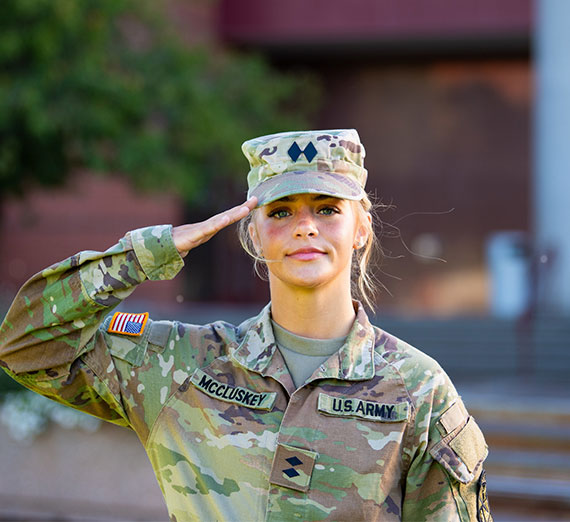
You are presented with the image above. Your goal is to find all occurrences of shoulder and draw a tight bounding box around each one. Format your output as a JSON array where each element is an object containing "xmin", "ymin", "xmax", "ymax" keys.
[
  {"xmin": 100, "ymin": 311, "xmax": 244, "ymax": 365},
  {"xmin": 372, "ymin": 325, "xmax": 458, "ymax": 409},
  {"xmin": 373, "ymin": 326, "xmax": 451, "ymax": 382}
]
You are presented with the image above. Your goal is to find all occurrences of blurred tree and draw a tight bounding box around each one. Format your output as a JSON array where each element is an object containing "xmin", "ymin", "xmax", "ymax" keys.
[{"xmin": 0, "ymin": 0, "xmax": 317, "ymax": 204}]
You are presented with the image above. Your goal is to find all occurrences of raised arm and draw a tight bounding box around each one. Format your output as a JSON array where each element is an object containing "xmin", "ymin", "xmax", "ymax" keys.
[{"xmin": 0, "ymin": 197, "xmax": 256, "ymax": 425}]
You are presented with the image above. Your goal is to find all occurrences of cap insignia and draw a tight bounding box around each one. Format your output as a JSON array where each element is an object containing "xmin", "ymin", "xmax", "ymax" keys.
[{"xmin": 287, "ymin": 141, "xmax": 317, "ymax": 163}]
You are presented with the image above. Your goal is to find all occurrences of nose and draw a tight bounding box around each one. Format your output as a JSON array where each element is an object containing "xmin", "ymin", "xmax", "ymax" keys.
[{"xmin": 293, "ymin": 208, "xmax": 318, "ymax": 238}]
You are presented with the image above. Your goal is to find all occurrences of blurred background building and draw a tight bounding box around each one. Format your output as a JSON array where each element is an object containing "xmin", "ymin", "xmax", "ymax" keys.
[
  {"xmin": 1, "ymin": 1, "xmax": 569, "ymax": 521},
  {"xmin": 0, "ymin": 0, "xmax": 535, "ymax": 316}
]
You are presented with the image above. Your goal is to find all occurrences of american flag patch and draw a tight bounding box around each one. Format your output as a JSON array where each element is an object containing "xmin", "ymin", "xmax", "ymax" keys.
[{"xmin": 107, "ymin": 312, "xmax": 149, "ymax": 337}]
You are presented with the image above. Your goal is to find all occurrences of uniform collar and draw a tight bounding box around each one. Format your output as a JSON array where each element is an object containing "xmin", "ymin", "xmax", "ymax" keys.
[
  {"xmin": 231, "ymin": 303, "xmax": 278, "ymax": 374},
  {"xmin": 231, "ymin": 301, "xmax": 376, "ymax": 382}
]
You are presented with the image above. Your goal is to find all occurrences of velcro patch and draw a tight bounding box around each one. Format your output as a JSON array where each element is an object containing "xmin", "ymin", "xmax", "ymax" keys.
[
  {"xmin": 449, "ymin": 417, "xmax": 488, "ymax": 474},
  {"xmin": 430, "ymin": 416, "xmax": 488, "ymax": 484},
  {"xmin": 190, "ymin": 368, "xmax": 276, "ymax": 411},
  {"xmin": 318, "ymin": 393, "xmax": 409, "ymax": 422},
  {"xmin": 439, "ymin": 399, "xmax": 468, "ymax": 434},
  {"xmin": 269, "ymin": 443, "xmax": 317, "ymax": 492},
  {"xmin": 107, "ymin": 312, "xmax": 149, "ymax": 337}
]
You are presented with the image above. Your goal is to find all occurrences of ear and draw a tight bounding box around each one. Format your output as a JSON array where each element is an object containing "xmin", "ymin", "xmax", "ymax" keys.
[
  {"xmin": 354, "ymin": 212, "xmax": 371, "ymax": 249},
  {"xmin": 248, "ymin": 222, "xmax": 262, "ymax": 255}
]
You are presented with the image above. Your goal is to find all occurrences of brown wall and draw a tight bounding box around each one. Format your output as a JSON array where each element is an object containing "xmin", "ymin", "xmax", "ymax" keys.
[
  {"xmin": 0, "ymin": 172, "xmax": 184, "ymax": 307},
  {"xmin": 313, "ymin": 59, "xmax": 531, "ymax": 314}
]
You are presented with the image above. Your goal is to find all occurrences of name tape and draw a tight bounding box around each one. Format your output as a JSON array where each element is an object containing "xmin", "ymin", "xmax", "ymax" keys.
[
  {"xmin": 190, "ymin": 368, "xmax": 276, "ymax": 411},
  {"xmin": 318, "ymin": 393, "xmax": 409, "ymax": 423}
]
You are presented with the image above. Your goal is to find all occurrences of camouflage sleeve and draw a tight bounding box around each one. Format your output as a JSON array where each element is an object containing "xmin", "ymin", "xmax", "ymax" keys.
[
  {"xmin": 401, "ymin": 365, "xmax": 490, "ymax": 522},
  {"xmin": 0, "ymin": 225, "xmax": 184, "ymax": 425}
]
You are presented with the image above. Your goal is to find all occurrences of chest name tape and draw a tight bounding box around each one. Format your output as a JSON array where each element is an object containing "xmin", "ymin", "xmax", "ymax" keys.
[
  {"xmin": 318, "ymin": 393, "xmax": 409, "ymax": 422},
  {"xmin": 190, "ymin": 368, "xmax": 277, "ymax": 411}
]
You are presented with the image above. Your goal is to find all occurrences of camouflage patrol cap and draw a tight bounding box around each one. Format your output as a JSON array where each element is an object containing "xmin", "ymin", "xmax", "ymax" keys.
[{"xmin": 242, "ymin": 129, "xmax": 367, "ymax": 206}]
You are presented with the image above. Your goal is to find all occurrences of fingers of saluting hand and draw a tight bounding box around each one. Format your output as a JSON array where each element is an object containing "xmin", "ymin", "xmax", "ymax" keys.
[{"xmin": 172, "ymin": 196, "xmax": 257, "ymax": 257}]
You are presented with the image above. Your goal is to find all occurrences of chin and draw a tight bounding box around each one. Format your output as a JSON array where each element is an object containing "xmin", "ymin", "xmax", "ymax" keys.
[
  {"xmin": 287, "ymin": 278, "xmax": 329, "ymax": 289},
  {"xmin": 270, "ymin": 268, "xmax": 340, "ymax": 290}
]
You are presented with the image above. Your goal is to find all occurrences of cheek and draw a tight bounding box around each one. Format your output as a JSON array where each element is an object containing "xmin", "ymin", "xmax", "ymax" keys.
[
  {"xmin": 328, "ymin": 219, "xmax": 358, "ymax": 247},
  {"xmin": 257, "ymin": 221, "xmax": 285, "ymax": 251}
]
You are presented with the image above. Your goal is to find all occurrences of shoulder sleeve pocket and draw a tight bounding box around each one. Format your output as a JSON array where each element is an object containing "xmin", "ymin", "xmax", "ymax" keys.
[
  {"xmin": 430, "ymin": 415, "xmax": 488, "ymax": 484},
  {"xmin": 103, "ymin": 316, "xmax": 150, "ymax": 367}
]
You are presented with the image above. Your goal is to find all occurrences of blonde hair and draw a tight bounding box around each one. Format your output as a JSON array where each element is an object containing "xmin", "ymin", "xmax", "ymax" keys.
[{"xmin": 237, "ymin": 194, "xmax": 381, "ymax": 310}]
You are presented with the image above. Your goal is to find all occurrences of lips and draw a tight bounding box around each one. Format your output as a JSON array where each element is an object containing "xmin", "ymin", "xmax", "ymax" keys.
[{"xmin": 287, "ymin": 248, "xmax": 326, "ymax": 261}]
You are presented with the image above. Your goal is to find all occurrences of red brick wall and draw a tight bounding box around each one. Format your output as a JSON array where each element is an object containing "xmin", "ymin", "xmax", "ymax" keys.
[{"xmin": 0, "ymin": 172, "xmax": 183, "ymax": 306}]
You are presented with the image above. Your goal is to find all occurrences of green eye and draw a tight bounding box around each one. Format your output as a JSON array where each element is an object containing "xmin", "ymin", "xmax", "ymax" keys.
[
  {"xmin": 319, "ymin": 207, "xmax": 337, "ymax": 215},
  {"xmin": 269, "ymin": 209, "xmax": 289, "ymax": 219}
]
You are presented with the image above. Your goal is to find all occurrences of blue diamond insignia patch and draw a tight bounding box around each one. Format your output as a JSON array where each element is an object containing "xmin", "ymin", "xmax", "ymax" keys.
[{"xmin": 288, "ymin": 141, "xmax": 317, "ymax": 163}]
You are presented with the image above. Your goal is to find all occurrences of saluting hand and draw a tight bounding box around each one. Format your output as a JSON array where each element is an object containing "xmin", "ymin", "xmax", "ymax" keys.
[{"xmin": 172, "ymin": 197, "xmax": 257, "ymax": 258}]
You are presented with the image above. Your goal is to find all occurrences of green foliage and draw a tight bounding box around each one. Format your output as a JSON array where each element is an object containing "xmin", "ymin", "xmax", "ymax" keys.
[
  {"xmin": 0, "ymin": 368, "xmax": 24, "ymax": 395},
  {"xmin": 0, "ymin": 0, "xmax": 318, "ymax": 203}
]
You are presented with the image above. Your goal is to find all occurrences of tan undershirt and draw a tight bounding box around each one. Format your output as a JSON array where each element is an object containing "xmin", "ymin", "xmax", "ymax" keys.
[{"xmin": 271, "ymin": 319, "xmax": 347, "ymax": 388}]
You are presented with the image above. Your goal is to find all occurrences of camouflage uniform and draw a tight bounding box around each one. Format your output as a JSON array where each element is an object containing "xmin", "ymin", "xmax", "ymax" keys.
[{"xmin": 0, "ymin": 225, "xmax": 491, "ymax": 521}]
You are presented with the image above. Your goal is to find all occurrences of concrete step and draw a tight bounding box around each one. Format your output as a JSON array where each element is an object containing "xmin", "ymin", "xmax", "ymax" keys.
[
  {"xmin": 461, "ymin": 381, "xmax": 570, "ymax": 516},
  {"xmin": 488, "ymin": 474, "xmax": 570, "ymax": 505},
  {"xmin": 373, "ymin": 314, "xmax": 570, "ymax": 380}
]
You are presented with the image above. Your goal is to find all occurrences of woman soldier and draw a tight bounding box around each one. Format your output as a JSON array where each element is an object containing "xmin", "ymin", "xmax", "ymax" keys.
[{"xmin": 0, "ymin": 129, "xmax": 491, "ymax": 521}]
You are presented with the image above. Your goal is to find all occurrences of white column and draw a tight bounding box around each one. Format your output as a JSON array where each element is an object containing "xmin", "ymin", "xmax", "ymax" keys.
[{"xmin": 535, "ymin": 0, "xmax": 570, "ymax": 313}]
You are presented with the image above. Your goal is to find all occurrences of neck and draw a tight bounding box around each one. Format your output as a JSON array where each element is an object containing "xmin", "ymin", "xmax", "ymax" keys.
[{"xmin": 269, "ymin": 277, "xmax": 356, "ymax": 339}]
